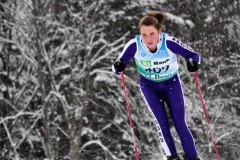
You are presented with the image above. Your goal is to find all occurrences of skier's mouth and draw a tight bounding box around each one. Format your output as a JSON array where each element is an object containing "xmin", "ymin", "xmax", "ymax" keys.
[{"xmin": 147, "ymin": 42, "xmax": 153, "ymax": 45}]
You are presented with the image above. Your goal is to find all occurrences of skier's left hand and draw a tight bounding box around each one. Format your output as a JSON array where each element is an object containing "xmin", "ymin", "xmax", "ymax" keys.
[{"xmin": 186, "ymin": 60, "xmax": 199, "ymax": 72}]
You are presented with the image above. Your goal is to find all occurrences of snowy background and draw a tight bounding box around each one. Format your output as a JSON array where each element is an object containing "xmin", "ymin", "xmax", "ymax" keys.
[{"xmin": 0, "ymin": 0, "xmax": 240, "ymax": 160}]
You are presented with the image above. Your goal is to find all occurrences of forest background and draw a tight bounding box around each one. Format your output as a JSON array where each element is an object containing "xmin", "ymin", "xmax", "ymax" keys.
[{"xmin": 0, "ymin": 0, "xmax": 240, "ymax": 160}]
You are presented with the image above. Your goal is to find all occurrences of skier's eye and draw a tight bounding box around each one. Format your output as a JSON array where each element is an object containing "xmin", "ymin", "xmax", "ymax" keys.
[{"xmin": 150, "ymin": 32, "xmax": 155, "ymax": 36}]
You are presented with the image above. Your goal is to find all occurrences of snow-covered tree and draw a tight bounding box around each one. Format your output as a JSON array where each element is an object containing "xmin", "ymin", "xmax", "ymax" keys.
[{"xmin": 0, "ymin": 0, "xmax": 239, "ymax": 160}]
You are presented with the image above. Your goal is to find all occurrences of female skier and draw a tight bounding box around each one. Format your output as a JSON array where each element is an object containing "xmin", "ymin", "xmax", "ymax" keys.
[{"xmin": 112, "ymin": 11, "xmax": 201, "ymax": 160}]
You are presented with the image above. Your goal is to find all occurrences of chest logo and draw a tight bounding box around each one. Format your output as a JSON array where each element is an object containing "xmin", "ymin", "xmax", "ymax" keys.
[
  {"xmin": 140, "ymin": 60, "xmax": 152, "ymax": 67},
  {"xmin": 141, "ymin": 52, "xmax": 146, "ymax": 57}
]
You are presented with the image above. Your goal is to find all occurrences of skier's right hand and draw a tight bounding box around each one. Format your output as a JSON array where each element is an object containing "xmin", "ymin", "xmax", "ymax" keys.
[{"xmin": 113, "ymin": 58, "xmax": 126, "ymax": 74}]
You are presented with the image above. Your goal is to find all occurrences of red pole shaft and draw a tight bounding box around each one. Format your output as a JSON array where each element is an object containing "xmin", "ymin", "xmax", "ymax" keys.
[
  {"xmin": 193, "ymin": 72, "xmax": 221, "ymax": 160},
  {"xmin": 121, "ymin": 72, "xmax": 139, "ymax": 160}
]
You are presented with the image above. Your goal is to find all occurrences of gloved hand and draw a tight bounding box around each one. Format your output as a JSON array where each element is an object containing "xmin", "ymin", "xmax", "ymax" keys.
[
  {"xmin": 113, "ymin": 58, "xmax": 126, "ymax": 74},
  {"xmin": 186, "ymin": 60, "xmax": 199, "ymax": 72}
]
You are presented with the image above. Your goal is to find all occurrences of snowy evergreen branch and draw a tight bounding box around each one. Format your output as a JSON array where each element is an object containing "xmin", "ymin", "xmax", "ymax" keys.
[
  {"xmin": 2, "ymin": 119, "xmax": 20, "ymax": 159},
  {"xmin": 0, "ymin": 111, "xmax": 41, "ymax": 124}
]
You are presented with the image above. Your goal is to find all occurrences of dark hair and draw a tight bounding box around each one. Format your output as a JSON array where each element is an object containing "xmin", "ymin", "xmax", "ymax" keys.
[{"xmin": 138, "ymin": 11, "xmax": 166, "ymax": 31}]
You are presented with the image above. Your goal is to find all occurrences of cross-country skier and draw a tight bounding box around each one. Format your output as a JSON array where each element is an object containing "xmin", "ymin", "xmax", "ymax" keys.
[{"xmin": 112, "ymin": 11, "xmax": 201, "ymax": 160}]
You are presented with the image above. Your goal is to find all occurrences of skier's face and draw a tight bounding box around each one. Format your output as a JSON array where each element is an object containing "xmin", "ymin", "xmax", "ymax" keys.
[{"xmin": 140, "ymin": 25, "xmax": 161, "ymax": 52}]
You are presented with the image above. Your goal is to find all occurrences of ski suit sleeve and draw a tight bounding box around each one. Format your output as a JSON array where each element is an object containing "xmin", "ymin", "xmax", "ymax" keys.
[
  {"xmin": 112, "ymin": 38, "xmax": 137, "ymax": 75},
  {"xmin": 166, "ymin": 34, "xmax": 201, "ymax": 64}
]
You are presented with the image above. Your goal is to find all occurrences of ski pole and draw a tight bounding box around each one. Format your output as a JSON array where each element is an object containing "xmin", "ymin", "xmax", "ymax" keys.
[
  {"xmin": 193, "ymin": 72, "xmax": 221, "ymax": 160},
  {"xmin": 121, "ymin": 72, "xmax": 139, "ymax": 160}
]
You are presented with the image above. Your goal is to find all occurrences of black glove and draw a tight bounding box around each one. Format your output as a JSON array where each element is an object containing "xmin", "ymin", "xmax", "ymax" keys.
[
  {"xmin": 113, "ymin": 58, "xmax": 126, "ymax": 73},
  {"xmin": 186, "ymin": 60, "xmax": 199, "ymax": 72}
]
